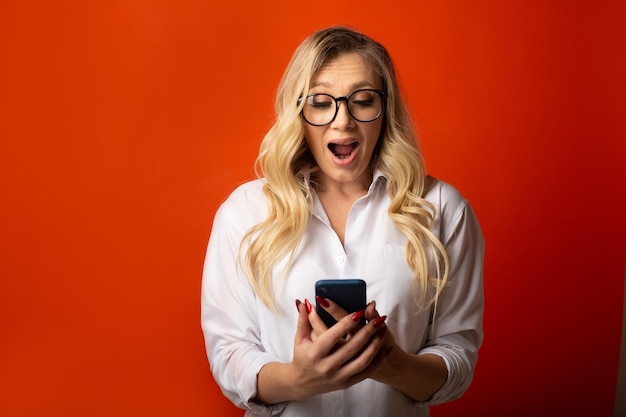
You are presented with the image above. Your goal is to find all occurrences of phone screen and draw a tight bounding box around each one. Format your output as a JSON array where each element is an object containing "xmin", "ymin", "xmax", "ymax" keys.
[{"xmin": 315, "ymin": 279, "xmax": 366, "ymax": 327}]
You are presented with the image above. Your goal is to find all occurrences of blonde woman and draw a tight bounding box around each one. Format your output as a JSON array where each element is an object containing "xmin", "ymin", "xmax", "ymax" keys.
[{"xmin": 201, "ymin": 26, "xmax": 484, "ymax": 417}]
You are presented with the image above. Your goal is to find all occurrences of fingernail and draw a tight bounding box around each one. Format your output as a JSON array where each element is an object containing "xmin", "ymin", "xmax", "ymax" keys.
[
  {"xmin": 295, "ymin": 299, "xmax": 302, "ymax": 311},
  {"xmin": 373, "ymin": 315, "xmax": 387, "ymax": 329},
  {"xmin": 315, "ymin": 296, "xmax": 329, "ymax": 308},
  {"xmin": 352, "ymin": 310, "xmax": 365, "ymax": 322},
  {"xmin": 304, "ymin": 299, "xmax": 312, "ymax": 314}
]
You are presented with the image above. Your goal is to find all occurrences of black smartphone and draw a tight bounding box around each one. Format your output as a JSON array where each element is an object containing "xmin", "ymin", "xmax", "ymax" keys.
[{"xmin": 315, "ymin": 279, "xmax": 367, "ymax": 328}]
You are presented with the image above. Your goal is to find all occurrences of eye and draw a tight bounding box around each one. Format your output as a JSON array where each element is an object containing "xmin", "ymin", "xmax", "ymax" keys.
[
  {"xmin": 350, "ymin": 91, "xmax": 377, "ymax": 107},
  {"xmin": 307, "ymin": 94, "xmax": 334, "ymax": 109},
  {"xmin": 352, "ymin": 98, "xmax": 375, "ymax": 107}
]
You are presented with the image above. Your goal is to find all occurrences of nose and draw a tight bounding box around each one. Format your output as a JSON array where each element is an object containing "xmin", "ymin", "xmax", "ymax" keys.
[{"xmin": 330, "ymin": 99, "xmax": 354, "ymax": 129}]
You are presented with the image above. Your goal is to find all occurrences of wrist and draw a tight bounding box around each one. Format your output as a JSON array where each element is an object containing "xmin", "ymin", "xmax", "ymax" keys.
[
  {"xmin": 283, "ymin": 361, "xmax": 310, "ymax": 402},
  {"xmin": 257, "ymin": 360, "xmax": 317, "ymax": 404},
  {"xmin": 371, "ymin": 348, "xmax": 447, "ymax": 402},
  {"xmin": 256, "ymin": 361, "xmax": 301, "ymax": 404},
  {"xmin": 372, "ymin": 343, "xmax": 405, "ymax": 383}
]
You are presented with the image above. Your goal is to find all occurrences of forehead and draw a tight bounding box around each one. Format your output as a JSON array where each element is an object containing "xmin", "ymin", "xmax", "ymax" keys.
[{"xmin": 310, "ymin": 52, "xmax": 381, "ymax": 90}]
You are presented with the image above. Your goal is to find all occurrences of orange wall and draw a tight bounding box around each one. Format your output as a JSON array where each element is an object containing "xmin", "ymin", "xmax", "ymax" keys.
[{"xmin": 1, "ymin": 1, "xmax": 625, "ymax": 416}]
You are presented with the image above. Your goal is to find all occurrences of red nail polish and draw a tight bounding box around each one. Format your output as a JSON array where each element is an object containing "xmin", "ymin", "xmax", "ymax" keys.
[
  {"xmin": 373, "ymin": 315, "xmax": 387, "ymax": 329},
  {"xmin": 315, "ymin": 296, "xmax": 330, "ymax": 308},
  {"xmin": 295, "ymin": 299, "xmax": 302, "ymax": 311},
  {"xmin": 352, "ymin": 310, "xmax": 365, "ymax": 322},
  {"xmin": 304, "ymin": 299, "xmax": 312, "ymax": 314}
]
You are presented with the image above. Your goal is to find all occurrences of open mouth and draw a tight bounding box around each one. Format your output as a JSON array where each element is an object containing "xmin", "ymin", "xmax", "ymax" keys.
[{"xmin": 328, "ymin": 142, "xmax": 359, "ymax": 160}]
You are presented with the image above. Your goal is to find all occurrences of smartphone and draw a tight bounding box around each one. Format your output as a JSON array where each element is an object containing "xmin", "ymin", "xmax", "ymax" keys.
[{"xmin": 315, "ymin": 279, "xmax": 367, "ymax": 328}]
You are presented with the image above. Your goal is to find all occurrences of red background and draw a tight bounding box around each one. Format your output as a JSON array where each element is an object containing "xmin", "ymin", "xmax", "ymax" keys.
[{"xmin": 1, "ymin": 1, "xmax": 625, "ymax": 416}]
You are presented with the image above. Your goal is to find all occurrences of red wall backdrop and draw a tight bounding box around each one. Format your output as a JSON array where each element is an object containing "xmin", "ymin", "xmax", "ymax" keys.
[{"xmin": 1, "ymin": 1, "xmax": 625, "ymax": 416}]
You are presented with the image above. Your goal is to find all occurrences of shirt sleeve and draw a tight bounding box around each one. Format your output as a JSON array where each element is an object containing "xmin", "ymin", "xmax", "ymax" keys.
[
  {"xmin": 419, "ymin": 195, "xmax": 485, "ymax": 405},
  {"xmin": 201, "ymin": 198, "xmax": 286, "ymax": 416}
]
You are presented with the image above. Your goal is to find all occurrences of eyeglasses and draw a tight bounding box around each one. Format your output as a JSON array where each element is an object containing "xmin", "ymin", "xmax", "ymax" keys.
[{"xmin": 299, "ymin": 89, "xmax": 385, "ymax": 126}]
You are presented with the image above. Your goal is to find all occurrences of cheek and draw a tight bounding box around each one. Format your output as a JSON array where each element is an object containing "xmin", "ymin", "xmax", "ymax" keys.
[
  {"xmin": 375, "ymin": 119, "xmax": 384, "ymax": 138},
  {"xmin": 365, "ymin": 121, "xmax": 383, "ymax": 146},
  {"xmin": 303, "ymin": 126, "xmax": 324, "ymax": 153}
]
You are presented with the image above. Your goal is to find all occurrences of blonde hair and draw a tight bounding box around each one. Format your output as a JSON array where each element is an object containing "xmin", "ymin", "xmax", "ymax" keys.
[{"xmin": 240, "ymin": 26, "xmax": 449, "ymax": 311}]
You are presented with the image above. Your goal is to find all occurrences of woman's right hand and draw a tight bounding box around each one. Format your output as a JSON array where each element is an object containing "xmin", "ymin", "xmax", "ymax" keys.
[
  {"xmin": 254, "ymin": 298, "xmax": 388, "ymax": 404},
  {"xmin": 286, "ymin": 298, "xmax": 388, "ymax": 400}
]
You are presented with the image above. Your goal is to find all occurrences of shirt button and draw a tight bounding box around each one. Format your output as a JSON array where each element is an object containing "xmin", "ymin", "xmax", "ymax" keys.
[{"xmin": 337, "ymin": 255, "xmax": 345, "ymax": 263}]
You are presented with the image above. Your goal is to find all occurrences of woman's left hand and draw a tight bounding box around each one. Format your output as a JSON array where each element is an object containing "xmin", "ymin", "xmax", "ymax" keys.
[
  {"xmin": 311, "ymin": 297, "xmax": 448, "ymax": 402},
  {"xmin": 313, "ymin": 297, "xmax": 396, "ymax": 371}
]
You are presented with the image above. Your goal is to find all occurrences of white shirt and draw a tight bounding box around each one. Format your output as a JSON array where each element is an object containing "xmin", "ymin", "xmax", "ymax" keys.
[{"xmin": 201, "ymin": 172, "xmax": 484, "ymax": 417}]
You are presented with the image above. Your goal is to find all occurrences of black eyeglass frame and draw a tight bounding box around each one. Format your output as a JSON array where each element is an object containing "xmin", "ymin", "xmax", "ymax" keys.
[{"xmin": 298, "ymin": 89, "xmax": 386, "ymax": 127}]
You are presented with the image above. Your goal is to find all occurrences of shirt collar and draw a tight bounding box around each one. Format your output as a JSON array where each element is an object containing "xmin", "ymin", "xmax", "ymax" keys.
[
  {"xmin": 303, "ymin": 168, "xmax": 388, "ymax": 195},
  {"xmin": 370, "ymin": 168, "xmax": 387, "ymax": 192}
]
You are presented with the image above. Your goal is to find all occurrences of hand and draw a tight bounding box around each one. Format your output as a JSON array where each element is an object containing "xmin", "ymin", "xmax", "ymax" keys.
[
  {"xmin": 315, "ymin": 297, "xmax": 396, "ymax": 374},
  {"xmin": 362, "ymin": 300, "xmax": 398, "ymax": 382},
  {"xmin": 312, "ymin": 296, "xmax": 384, "ymax": 341},
  {"xmin": 288, "ymin": 299, "xmax": 388, "ymax": 400}
]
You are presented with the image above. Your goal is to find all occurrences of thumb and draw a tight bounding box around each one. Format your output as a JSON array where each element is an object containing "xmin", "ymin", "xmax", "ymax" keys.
[
  {"xmin": 365, "ymin": 300, "xmax": 380, "ymax": 321},
  {"xmin": 294, "ymin": 299, "xmax": 312, "ymax": 342}
]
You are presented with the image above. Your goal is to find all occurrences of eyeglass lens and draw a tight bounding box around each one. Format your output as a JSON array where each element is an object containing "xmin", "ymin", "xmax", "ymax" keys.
[{"xmin": 302, "ymin": 89, "xmax": 383, "ymax": 126}]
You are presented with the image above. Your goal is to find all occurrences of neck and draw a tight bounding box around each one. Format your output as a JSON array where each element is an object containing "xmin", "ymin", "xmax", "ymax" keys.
[{"xmin": 315, "ymin": 172, "xmax": 373, "ymax": 198}]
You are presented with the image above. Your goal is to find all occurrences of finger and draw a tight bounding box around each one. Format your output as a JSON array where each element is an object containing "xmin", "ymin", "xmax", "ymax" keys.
[
  {"xmin": 310, "ymin": 307, "xmax": 365, "ymax": 355},
  {"xmin": 307, "ymin": 298, "xmax": 327, "ymax": 329},
  {"xmin": 341, "ymin": 340, "xmax": 392, "ymax": 386},
  {"xmin": 321, "ymin": 311, "xmax": 374, "ymax": 358},
  {"xmin": 316, "ymin": 296, "xmax": 350, "ymax": 323},
  {"xmin": 294, "ymin": 299, "xmax": 312, "ymax": 343},
  {"xmin": 363, "ymin": 302, "xmax": 392, "ymax": 346},
  {"xmin": 303, "ymin": 298, "xmax": 345, "ymax": 356},
  {"xmin": 331, "ymin": 320, "xmax": 387, "ymax": 381},
  {"xmin": 317, "ymin": 297, "xmax": 366, "ymax": 340},
  {"xmin": 364, "ymin": 300, "xmax": 380, "ymax": 322}
]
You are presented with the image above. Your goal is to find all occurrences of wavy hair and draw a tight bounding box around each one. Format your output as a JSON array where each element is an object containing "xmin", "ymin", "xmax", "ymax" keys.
[{"xmin": 240, "ymin": 26, "xmax": 449, "ymax": 312}]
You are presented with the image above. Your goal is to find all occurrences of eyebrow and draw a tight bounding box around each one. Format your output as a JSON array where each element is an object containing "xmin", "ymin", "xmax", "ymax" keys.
[{"xmin": 309, "ymin": 81, "xmax": 378, "ymax": 90}]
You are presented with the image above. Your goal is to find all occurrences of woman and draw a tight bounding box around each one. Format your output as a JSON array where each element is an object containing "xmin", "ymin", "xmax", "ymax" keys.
[{"xmin": 201, "ymin": 26, "xmax": 484, "ymax": 417}]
